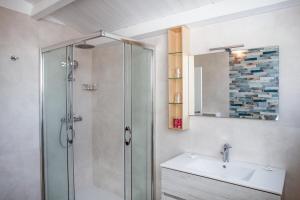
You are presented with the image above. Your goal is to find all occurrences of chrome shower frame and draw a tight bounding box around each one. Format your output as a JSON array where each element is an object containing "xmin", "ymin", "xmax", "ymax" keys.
[
  {"xmin": 41, "ymin": 30, "xmax": 154, "ymax": 52},
  {"xmin": 39, "ymin": 30, "xmax": 156, "ymax": 200}
]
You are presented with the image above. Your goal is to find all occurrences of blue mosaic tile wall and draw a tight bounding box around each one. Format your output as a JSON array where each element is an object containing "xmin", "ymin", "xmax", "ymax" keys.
[{"xmin": 229, "ymin": 46, "xmax": 279, "ymax": 120}]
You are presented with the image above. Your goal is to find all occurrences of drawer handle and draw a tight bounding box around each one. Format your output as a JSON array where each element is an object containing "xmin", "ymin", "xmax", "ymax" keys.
[{"xmin": 164, "ymin": 193, "xmax": 186, "ymax": 200}]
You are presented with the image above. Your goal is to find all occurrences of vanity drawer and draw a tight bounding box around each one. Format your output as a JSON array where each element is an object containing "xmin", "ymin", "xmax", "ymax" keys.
[{"xmin": 161, "ymin": 168, "xmax": 281, "ymax": 200}]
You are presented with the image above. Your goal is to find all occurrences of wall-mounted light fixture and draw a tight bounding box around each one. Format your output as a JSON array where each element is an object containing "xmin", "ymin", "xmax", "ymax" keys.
[{"xmin": 209, "ymin": 44, "xmax": 245, "ymax": 53}]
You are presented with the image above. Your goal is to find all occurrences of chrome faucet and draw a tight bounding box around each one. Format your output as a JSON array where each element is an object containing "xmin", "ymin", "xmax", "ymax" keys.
[{"xmin": 221, "ymin": 143, "xmax": 232, "ymax": 162}]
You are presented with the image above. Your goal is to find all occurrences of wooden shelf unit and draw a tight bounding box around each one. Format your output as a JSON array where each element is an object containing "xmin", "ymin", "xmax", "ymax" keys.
[{"xmin": 168, "ymin": 26, "xmax": 191, "ymax": 130}]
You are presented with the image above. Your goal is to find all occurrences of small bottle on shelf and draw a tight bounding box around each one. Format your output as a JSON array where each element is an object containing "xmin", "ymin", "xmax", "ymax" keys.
[
  {"xmin": 174, "ymin": 92, "xmax": 181, "ymax": 103},
  {"xmin": 175, "ymin": 67, "xmax": 181, "ymax": 78}
]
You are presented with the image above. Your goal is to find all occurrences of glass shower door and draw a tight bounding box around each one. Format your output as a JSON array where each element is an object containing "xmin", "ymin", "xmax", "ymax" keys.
[
  {"xmin": 41, "ymin": 46, "xmax": 75, "ymax": 200},
  {"xmin": 42, "ymin": 39, "xmax": 153, "ymax": 200},
  {"xmin": 124, "ymin": 44, "xmax": 153, "ymax": 200}
]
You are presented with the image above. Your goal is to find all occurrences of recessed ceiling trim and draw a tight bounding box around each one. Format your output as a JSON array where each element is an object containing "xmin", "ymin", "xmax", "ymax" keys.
[
  {"xmin": 44, "ymin": 16, "xmax": 65, "ymax": 25},
  {"xmin": 31, "ymin": 0, "xmax": 75, "ymax": 19}
]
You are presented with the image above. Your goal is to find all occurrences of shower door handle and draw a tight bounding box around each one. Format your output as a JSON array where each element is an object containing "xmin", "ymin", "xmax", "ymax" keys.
[
  {"xmin": 124, "ymin": 126, "xmax": 132, "ymax": 146},
  {"xmin": 67, "ymin": 125, "xmax": 74, "ymax": 144}
]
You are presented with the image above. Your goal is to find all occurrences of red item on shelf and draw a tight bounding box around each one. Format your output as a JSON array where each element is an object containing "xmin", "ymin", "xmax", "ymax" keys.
[
  {"xmin": 173, "ymin": 118, "xmax": 182, "ymax": 129},
  {"xmin": 173, "ymin": 118, "xmax": 177, "ymax": 128},
  {"xmin": 178, "ymin": 118, "xmax": 182, "ymax": 128}
]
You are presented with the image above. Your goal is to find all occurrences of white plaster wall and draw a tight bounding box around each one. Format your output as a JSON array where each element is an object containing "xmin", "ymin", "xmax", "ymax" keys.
[
  {"xmin": 141, "ymin": 34, "xmax": 194, "ymax": 200},
  {"xmin": 189, "ymin": 6, "xmax": 300, "ymax": 200},
  {"xmin": 143, "ymin": 5, "xmax": 300, "ymax": 200},
  {"xmin": 0, "ymin": 6, "xmax": 81, "ymax": 200}
]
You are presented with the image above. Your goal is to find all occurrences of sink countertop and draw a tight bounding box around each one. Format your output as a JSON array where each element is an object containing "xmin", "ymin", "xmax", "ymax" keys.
[{"xmin": 160, "ymin": 153, "xmax": 286, "ymax": 195}]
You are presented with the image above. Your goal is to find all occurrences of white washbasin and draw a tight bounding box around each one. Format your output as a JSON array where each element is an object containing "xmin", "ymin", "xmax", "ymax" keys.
[
  {"xmin": 160, "ymin": 153, "xmax": 286, "ymax": 195},
  {"xmin": 186, "ymin": 159, "xmax": 255, "ymax": 181}
]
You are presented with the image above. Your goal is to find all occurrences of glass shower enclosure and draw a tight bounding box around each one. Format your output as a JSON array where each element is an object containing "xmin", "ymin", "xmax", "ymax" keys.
[{"xmin": 40, "ymin": 31, "xmax": 154, "ymax": 200}]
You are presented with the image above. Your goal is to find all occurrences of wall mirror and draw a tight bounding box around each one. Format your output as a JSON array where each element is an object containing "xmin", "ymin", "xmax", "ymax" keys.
[{"xmin": 189, "ymin": 46, "xmax": 279, "ymax": 120}]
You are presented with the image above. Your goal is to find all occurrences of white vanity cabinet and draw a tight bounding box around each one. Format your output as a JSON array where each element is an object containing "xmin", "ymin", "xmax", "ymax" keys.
[
  {"xmin": 162, "ymin": 193, "xmax": 185, "ymax": 200},
  {"xmin": 161, "ymin": 168, "xmax": 281, "ymax": 200},
  {"xmin": 160, "ymin": 153, "xmax": 285, "ymax": 200}
]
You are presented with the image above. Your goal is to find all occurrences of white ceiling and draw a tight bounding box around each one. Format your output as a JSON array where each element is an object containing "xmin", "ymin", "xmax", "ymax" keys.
[
  {"xmin": 1, "ymin": 0, "xmax": 300, "ymax": 37},
  {"xmin": 45, "ymin": 0, "xmax": 223, "ymax": 33},
  {"xmin": 25, "ymin": 0, "xmax": 42, "ymax": 3}
]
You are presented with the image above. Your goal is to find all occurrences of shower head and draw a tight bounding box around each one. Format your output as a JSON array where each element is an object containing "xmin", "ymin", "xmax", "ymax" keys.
[{"xmin": 75, "ymin": 41, "xmax": 95, "ymax": 49}]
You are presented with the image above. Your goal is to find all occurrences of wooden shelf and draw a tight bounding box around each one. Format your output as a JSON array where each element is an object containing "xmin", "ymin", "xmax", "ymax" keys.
[
  {"xmin": 168, "ymin": 27, "xmax": 190, "ymax": 54},
  {"xmin": 168, "ymin": 27, "xmax": 182, "ymax": 54},
  {"xmin": 168, "ymin": 104, "xmax": 183, "ymax": 129},
  {"xmin": 168, "ymin": 52, "xmax": 183, "ymax": 55},
  {"xmin": 169, "ymin": 127, "xmax": 184, "ymax": 130},
  {"xmin": 168, "ymin": 26, "xmax": 192, "ymax": 131},
  {"xmin": 168, "ymin": 77, "xmax": 182, "ymax": 80},
  {"xmin": 168, "ymin": 53, "xmax": 182, "ymax": 78},
  {"xmin": 168, "ymin": 78, "xmax": 182, "ymax": 103}
]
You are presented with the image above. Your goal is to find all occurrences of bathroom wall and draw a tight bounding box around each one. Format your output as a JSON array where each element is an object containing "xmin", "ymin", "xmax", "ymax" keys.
[
  {"xmin": 142, "ymin": 5, "xmax": 300, "ymax": 200},
  {"xmin": 0, "ymin": 6, "xmax": 81, "ymax": 200}
]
